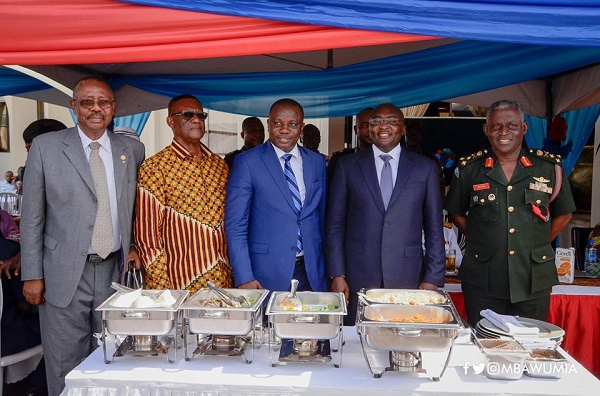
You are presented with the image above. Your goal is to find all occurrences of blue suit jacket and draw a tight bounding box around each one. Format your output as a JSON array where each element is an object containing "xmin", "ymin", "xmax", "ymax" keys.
[
  {"xmin": 326, "ymin": 147, "xmax": 445, "ymax": 292},
  {"xmin": 225, "ymin": 142, "xmax": 328, "ymax": 292}
]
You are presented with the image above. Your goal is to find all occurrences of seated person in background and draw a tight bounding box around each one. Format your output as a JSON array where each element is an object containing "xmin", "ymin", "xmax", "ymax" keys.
[
  {"xmin": 1, "ymin": 210, "xmax": 46, "ymax": 395},
  {"xmin": 0, "ymin": 170, "xmax": 17, "ymax": 193},
  {"xmin": 224, "ymin": 117, "xmax": 265, "ymax": 170}
]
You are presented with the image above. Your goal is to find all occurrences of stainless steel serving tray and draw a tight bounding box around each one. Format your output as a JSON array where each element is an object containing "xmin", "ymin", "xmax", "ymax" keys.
[
  {"xmin": 525, "ymin": 348, "xmax": 570, "ymax": 379},
  {"xmin": 356, "ymin": 304, "xmax": 462, "ymax": 352},
  {"xmin": 363, "ymin": 289, "xmax": 449, "ymax": 305},
  {"xmin": 96, "ymin": 290, "xmax": 189, "ymax": 336},
  {"xmin": 181, "ymin": 288, "xmax": 269, "ymax": 336},
  {"xmin": 266, "ymin": 291, "xmax": 347, "ymax": 340}
]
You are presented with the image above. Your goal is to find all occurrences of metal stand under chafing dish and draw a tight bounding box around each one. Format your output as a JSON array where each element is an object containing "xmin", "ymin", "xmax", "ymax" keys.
[
  {"xmin": 96, "ymin": 290, "xmax": 189, "ymax": 365},
  {"xmin": 103, "ymin": 333, "xmax": 178, "ymax": 364},
  {"xmin": 266, "ymin": 291, "xmax": 347, "ymax": 368},
  {"xmin": 180, "ymin": 288, "xmax": 270, "ymax": 364},
  {"xmin": 355, "ymin": 288, "xmax": 463, "ymax": 381}
]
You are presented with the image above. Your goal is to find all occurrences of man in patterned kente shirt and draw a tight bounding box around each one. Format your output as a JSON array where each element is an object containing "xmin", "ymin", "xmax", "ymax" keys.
[{"xmin": 135, "ymin": 94, "xmax": 232, "ymax": 292}]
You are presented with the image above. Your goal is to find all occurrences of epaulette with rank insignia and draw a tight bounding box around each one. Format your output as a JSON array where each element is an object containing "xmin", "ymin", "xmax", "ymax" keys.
[
  {"xmin": 528, "ymin": 149, "xmax": 563, "ymax": 165},
  {"xmin": 458, "ymin": 149, "xmax": 488, "ymax": 168}
]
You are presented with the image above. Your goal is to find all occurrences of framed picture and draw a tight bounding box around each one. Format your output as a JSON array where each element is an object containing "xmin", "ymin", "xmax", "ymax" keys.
[{"xmin": 0, "ymin": 102, "xmax": 9, "ymax": 152}]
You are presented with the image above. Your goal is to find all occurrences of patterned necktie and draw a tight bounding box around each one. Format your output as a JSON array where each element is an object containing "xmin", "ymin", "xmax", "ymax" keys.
[
  {"xmin": 282, "ymin": 154, "xmax": 303, "ymax": 254},
  {"xmin": 380, "ymin": 154, "xmax": 393, "ymax": 210},
  {"xmin": 89, "ymin": 141, "xmax": 114, "ymax": 258}
]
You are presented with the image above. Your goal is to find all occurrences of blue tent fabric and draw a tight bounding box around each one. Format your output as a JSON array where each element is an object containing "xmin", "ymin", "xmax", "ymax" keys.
[
  {"xmin": 120, "ymin": 0, "xmax": 600, "ymax": 47},
  {"xmin": 525, "ymin": 104, "xmax": 600, "ymax": 175},
  {"xmin": 117, "ymin": 40, "xmax": 600, "ymax": 118},
  {"xmin": 0, "ymin": 68, "xmax": 50, "ymax": 96},
  {"xmin": 114, "ymin": 113, "xmax": 151, "ymax": 136},
  {"xmin": 69, "ymin": 109, "xmax": 151, "ymax": 136}
]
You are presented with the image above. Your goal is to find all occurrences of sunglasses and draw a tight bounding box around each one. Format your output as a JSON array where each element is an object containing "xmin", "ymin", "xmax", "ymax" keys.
[
  {"xmin": 76, "ymin": 99, "xmax": 114, "ymax": 109},
  {"xmin": 170, "ymin": 111, "xmax": 208, "ymax": 121}
]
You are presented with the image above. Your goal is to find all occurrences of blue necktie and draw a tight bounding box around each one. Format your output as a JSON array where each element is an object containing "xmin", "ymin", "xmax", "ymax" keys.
[
  {"xmin": 282, "ymin": 154, "xmax": 303, "ymax": 254},
  {"xmin": 380, "ymin": 154, "xmax": 393, "ymax": 210}
]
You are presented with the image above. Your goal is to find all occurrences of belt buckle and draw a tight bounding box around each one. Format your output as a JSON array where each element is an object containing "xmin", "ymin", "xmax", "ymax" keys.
[{"xmin": 88, "ymin": 254, "xmax": 103, "ymax": 263}]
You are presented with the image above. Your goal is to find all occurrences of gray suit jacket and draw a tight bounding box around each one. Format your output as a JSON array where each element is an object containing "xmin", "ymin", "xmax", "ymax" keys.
[{"xmin": 20, "ymin": 128, "xmax": 145, "ymax": 308}]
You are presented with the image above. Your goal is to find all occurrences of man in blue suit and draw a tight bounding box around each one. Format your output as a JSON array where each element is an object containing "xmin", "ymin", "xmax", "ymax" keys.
[
  {"xmin": 225, "ymin": 99, "xmax": 328, "ymax": 293},
  {"xmin": 326, "ymin": 103, "xmax": 445, "ymax": 324}
]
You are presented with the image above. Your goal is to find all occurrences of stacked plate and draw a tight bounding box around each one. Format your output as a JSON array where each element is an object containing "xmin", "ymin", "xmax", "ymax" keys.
[{"xmin": 475, "ymin": 317, "xmax": 564, "ymax": 346}]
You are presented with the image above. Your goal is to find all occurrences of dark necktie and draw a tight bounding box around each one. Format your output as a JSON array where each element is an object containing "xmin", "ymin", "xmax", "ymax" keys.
[
  {"xmin": 282, "ymin": 154, "xmax": 303, "ymax": 254},
  {"xmin": 89, "ymin": 141, "xmax": 114, "ymax": 258},
  {"xmin": 380, "ymin": 154, "xmax": 393, "ymax": 210}
]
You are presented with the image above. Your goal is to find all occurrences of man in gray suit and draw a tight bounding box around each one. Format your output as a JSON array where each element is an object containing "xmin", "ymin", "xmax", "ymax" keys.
[
  {"xmin": 326, "ymin": 103, "xmax": 445, "ymax": 324},
  {"xmin": 20, "ymin": 77, "xmax": 145, "ymax": 395}
]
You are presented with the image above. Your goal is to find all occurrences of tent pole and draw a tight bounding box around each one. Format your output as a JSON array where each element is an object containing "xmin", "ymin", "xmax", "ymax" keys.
[{"xmin": 545, "ymin": 78, "xmax": 553, "ymax": 127}]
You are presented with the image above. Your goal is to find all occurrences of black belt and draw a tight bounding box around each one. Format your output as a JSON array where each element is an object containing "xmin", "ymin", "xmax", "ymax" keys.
[
  {"xmin": 87, "ymin": 251, "xmax": 120, "ymax": 263},
  {"xmin": 295, "ymin": 256, "xmax": 305, "ymax": 266}
]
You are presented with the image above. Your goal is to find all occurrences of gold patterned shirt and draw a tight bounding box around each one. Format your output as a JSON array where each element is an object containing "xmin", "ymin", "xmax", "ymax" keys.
[{"xmin": 135, "ymin": 139, "xmax": 232, "ymax": 292}]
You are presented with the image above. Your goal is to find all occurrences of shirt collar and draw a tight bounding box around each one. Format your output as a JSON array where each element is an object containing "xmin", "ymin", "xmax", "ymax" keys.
[
  {"xmin": 77, "ymin": 126, "xmax": 110, "ymax": 151},
  {"xmin": 372, "ymin": 143, "xmax": 401, "ymax": 162},
  {"xmin": 171, "ymin": 139, "xmax": 212, "ymax": 160},
  {"xmin": 271, "ymin": 141, "xmax": 301, "ymax": 160}
]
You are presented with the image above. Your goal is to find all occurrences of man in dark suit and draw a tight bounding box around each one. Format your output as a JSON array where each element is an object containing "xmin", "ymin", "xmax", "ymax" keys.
[
  {"xmin": 326, "ymin": 103, "xmax": 445, "ymax": 324},
  {"xmin": 327, "ymin": 107, "xmax": 373, "ymax": 185},
  {"xmin": 225, "ymin": 98, "xmax": 328, "ymax": 293},
  {"xmin": 20, "ymin": 77, "xmax": 145, "ymax": 395},
  {"xmin": 224, "ymin": 116, "xmax": 265, "ymax": 170}
]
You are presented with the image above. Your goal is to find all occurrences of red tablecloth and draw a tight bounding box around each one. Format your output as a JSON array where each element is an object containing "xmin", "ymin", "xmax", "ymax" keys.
[{"xmin": 447, "ymin": 282, "xmax": 600, "ymax": 379}]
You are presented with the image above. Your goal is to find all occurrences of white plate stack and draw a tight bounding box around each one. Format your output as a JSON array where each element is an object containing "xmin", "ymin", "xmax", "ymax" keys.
[{"xmin": 475, "ymin": 317, "xmax": 564, "ymax": 347}]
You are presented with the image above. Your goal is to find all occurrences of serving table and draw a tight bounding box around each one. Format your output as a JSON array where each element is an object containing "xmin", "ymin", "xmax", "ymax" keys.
[
  {"xmin": 61, "ymin": 327, "xmax": 598, "ymax": 396},
  {"xmin": 444, "ymin": 276, "xmax": 600, "ymax": 378}
]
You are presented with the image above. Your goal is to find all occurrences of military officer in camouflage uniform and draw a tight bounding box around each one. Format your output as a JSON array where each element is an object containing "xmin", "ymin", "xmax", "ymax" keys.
[{"xmin": 445, "ymin": 100, "xmax": 575, "ymax": 327}]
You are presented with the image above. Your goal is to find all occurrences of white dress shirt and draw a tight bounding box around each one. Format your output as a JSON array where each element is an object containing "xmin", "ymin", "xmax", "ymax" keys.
[
  {"xmin": 0, "ymin": 180, "xmax": 17, "ymax": 193},
  {"xmin": 78, "ymin": 127, "xmax": 120, "ymax": 254},
  {"xmin": 271, "ymin": 142, "xmax": 306, "ymax": 204},
  {"xmin": 372, "ymin": 143, "xmax": 402, "ymax": 188}
]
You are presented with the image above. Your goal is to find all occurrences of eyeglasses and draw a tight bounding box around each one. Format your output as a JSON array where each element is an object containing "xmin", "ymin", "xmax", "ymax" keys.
[
  {"xmin": 369, "ymin": 118, "xmax": 403, "ymax": 126},
  {"xmin": 170, "ymin": 111, "xmax": 208, "ymax": 121},
  {"xmin": 76, "ymin": 99, "xmax": 114, "ymax": 109},
  {"xmin": 270, "ymin": 121, "xmax": 300, "ymax": 130}
]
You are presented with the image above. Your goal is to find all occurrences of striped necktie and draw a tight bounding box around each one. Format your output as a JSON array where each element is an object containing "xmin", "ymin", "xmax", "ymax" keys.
[{"xmin": 282, "ymin": 154, "xmax": 303, "ymax": 254}]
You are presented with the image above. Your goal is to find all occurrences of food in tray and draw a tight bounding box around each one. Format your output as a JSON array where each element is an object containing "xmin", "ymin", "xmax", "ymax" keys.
[
  {"xmin": 111, "ymin": 290, "xmax": 176, "ymax": 308},
  {"xmin": 193, "ymin": 297, "xmax": 255, "ymax": 308},
  {"xmin": 368, "ymin": 290, "xmax": 445, "ymax": 305},
  {"xmin": 528, "ymin": 348, "xmax": 563, "ymax": 359},
  {"xmin": 297, "ymin": 303, "xmax": 339, "ymax": 312},
  {"xmin": 479, "ymin": 339, "xmax": 525, "ymax": 352},
  {"xmin": 378, "ymin": 313, "xmax": 448, "ymax": 323}
]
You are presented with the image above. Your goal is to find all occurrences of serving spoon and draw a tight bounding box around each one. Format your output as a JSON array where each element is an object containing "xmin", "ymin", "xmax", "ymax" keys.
[
  {"xmin": 357, "ymin": 294, "xmax": 387, "ymax": 321},
  {"xmin": 280, "ymin": 279, "xmax": 303, "ymax": 311}
]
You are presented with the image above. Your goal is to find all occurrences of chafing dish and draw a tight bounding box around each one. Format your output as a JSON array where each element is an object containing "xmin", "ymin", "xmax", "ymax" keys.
[
  {"xmin": 96, "ymin": 289, "xmax": 189, "ymax": 364},
  {"xmin": 265, "ymin": 291, "xmax": 347, "ymax": 367},
  {"xmin": 180, "ymin": 288, "xmax": 269, "ymax": 363},
  {"xmin": 355, "ymin": 288, "xmax": 463, "ymax": 380}
]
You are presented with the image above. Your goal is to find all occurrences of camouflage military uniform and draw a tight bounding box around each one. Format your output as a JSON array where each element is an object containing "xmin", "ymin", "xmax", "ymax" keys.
[{"xmin": 445, "ymin": 148, "xmax": 575, "ymax": 324}]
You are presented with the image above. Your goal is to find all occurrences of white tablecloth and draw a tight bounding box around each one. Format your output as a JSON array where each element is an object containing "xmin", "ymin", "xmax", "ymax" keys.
[{"xmin": 62, "ymin": 328, "xmax": 598, "ymax": 396}]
